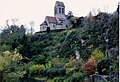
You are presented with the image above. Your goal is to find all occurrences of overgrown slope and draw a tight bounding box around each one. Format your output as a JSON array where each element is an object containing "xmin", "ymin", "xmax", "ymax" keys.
[{"xmin": 0, "ymin": 10, "xmax": 119, "ymax": 82}]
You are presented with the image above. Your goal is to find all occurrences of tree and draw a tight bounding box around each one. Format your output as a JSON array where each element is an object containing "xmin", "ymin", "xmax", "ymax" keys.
[
  {"xmin": 0, "ymin": 24, "xmax": 26, "ymax": 50},
  {"xmin": 67, "ymin": 11, "xmax": 73, "ymax": 19}
]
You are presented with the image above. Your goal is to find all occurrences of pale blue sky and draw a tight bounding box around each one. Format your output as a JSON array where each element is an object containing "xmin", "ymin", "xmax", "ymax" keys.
[{"xmin": 0, "ymin": 0, "xmax": 118, "ymax": 32}]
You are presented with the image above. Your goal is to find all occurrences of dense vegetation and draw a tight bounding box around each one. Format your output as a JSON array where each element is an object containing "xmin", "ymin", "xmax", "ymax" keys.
[{"xmin": 0, "ymin": 8, "xmax": 119, "ymax": 82}]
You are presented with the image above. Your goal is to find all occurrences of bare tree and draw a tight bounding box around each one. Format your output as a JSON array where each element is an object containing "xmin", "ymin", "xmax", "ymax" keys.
[
  {"xmin": 29, "ymin": 21, "xmax": 34, "ymax": 35},
  {"xmin": 12, "ymin": 18, "xmax": 18, "ymax": 26}
]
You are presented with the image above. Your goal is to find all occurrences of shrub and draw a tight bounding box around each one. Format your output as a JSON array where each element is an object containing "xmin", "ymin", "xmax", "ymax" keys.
[
  {"xmin": 29, "ymin": 64, "xmax": 45, "ymax": 76},
  {"xmin": 39, "ymin": 67, "xmax": 66, "ymax": 78},
  {"xmin": 0, "ymin": 56, "xmax": 8, "ymax": 72},
  {"xmin": 92, "ymin": 48, "xmax": 105, "ymax": 62},
  {"xmin": 83, "ymin": 58, "xmax": 96, "ymax": 76},
  {"xmin": 66, "ymin": 68, "xmax": 76, "ymax": 75},
  {"xmin": 97, "ymin": 58, "xmax": 112, "ymax": 75},
  {"xmin": 45, "ymin": 61, "xmax": 52, "ymax": 69},
  {"xmin": 0, "ymin": 44, "xmax": 11, "ymax": 54},
  {"xmin": 12, "ymin": 53, "xmax": 23, "ymax": 61},
  {"xmin": 65, "ymin": 57, "xmax": 81, "ymax": 69},
  {"xmin": 51, "ymin": 56, "xmax": 62, "ymax": 67},
  {"xmin": 2, "ymin": 71, "xmax": 26, "ymax": 82},
  {"xmin": 63, "ymin": 77, "xmax": 71, "ymax": 82},
  {"xmin": 32, "ymin": 55, "xmax": 46, "ymax": 64},
  {"xmin": 71, "ymin": 72, "xmax": 86, "ymax": 82},
  {"xmin": 63, "ymin": 72, "xmax": 86, "ymax": 82},
  {"xmin": 53, "ymin": 77, "xmax": 65, "ymax": 82}
]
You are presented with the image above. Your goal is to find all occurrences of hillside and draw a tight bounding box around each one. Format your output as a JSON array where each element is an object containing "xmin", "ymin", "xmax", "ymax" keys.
[{"xmin": 0, "ymin": 10, "xmax": 119, "ymax": 82}]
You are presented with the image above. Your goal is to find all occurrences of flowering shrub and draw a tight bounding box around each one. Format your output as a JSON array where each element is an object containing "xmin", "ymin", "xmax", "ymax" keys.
[{"xmin": 83, "ymin": 58, "xmax": 96, "ymax": 76}]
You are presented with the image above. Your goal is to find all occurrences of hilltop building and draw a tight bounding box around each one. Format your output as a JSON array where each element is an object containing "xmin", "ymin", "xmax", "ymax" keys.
[{"xmin": 40, "ymin": 1, "xmax": 72, "ymax": 31}]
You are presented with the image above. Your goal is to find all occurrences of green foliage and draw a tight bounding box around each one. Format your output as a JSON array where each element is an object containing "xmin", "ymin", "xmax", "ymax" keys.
[
  {"xmin": 2, "ymin": 71, "xmax": 26, "ymax": 82},
  {"xmin": 63, "ymin": 72, "xmax": 86, "ymax": 82},
  {"xmin": 29, "ymin": 64, "xmax": 45, "ymax": 76},
  {"xmin": 111, "ymin": 60, "xmax": 119, "ymax": 72},
  {"xmin": 66, "ymin": 68, "xmax": 76, "ymax": 75},
  {"xmin": 71, "ymin": 72, "xmax": 86, "ymax": 82},
  {"xmin": 92, "ymin": 48, "xmax": 105, "ymax": 62},
  {"xmin": 0, "ymin": 56, "xmax": 8, "ymax": 71},
  {"xmin": 0, "ymin": 9, "xmax": 118, "ymax": 81},
  {"xmin": 50, "ymin": 56, "xmax": 67, "ymax": 68},
  {"xmin": 0, "ymin": 50, "xmax": 25, "ymax": 82},
  {"xmin": 40, "ymin": 67, "xmax": 66, "ymax": 78},
  {"xmin": 65, "ymin": 57, "xmax": 81, "ymax": 69},
  {"xmin": 53, "ymin": 77, "xmax": 65, "ymax": 82},
  {"xmin": 0, "ymin": 25, "xmax": 26, "ymax": 50},
  {"xmin": 45, "ymin": 61, "xmax": 52, "ymax": 69},
  {"xmin": 0, "ymin": 44, "xmax": 11, "ymax": 54},
  {"xmin": 12, "ymin": 52, "xmax": 23, "ymax": 61}
]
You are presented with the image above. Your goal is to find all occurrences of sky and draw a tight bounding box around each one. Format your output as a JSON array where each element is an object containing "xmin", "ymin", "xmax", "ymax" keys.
[{"xmin": 0, "ymin": 0, "xmax": 118, "ymax": 32}]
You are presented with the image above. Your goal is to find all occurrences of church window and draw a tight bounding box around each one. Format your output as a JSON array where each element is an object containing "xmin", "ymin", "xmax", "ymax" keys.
[
  {"xmin": 62, "ymin": 8, "xmax": 64, "ymax": 13},
  {"xmin": 66, "ymin": 25, "xmax": 68, "ymax": 28},
  {"xmin": 59, "ymin": 8, "xmax": 61, "ymax": 13},
  {"xmin": 53, "ymin": 25, "xmax": 55, "ymax": 28}
]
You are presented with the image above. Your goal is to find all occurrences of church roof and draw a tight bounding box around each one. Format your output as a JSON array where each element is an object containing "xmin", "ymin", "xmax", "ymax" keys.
[
  {"xmin": 55, "ymin": 1, "xmax": 65, "ymax": 7},
  {"xmin": 46, "ymin": 16, "xmax": 57, "ymax": 23},
  {"xmin": 58, "ymin": 17, "xmax": 66, "ymax": 21},
  {"xmin": 40, "ymin": 21, "xmax": 47, "ymax": 26}
]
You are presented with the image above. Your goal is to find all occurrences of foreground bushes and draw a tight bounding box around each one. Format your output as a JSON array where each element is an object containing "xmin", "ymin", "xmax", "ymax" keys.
[
  {"xmin": 83, "ymin": 57, "xmax": 96, "ymax": 76},
  {"xmin": 97, "ymin": 58, "xmax": 112, "ymax": 75},
  {"xmin": 40, "ymin": 67, "xmax": 66, "ymax": 78}
]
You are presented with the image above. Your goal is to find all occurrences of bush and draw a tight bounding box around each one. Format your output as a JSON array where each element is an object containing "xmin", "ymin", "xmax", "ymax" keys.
[
  {"xmin": 0, "ymin": 44, "xmax": 11, "ymax": 54},
  {"xmin": 63, "ymin": 72, "xmax": 86, "ymax": 82},
  {"xmin": 53, "ymin": 77, "xmax": 65, "ymax": 82},
  {"xmin": 65, "ymin": 57, "xmax": 81, "ymax": 69},
  {"xmin": 83, "ymin": 58, "xmax": 96, "ymax": 76},
  {"xmin": 12, "ymin": 52, "xmax": 23, "ymax": 61},
  {"xmin": 51, "ymin": 56, "xmax": 62, "ymax": 67},
  {"xmin": 2, "ymin": 71, "xmax": 26, "ymax": 82},
  {"xmin": 39, "ymin": 67, "xmax": 66, "ymax": 78},
  {"xmin": 63, "ymin": 77, "xmax": 71, "ymax": 82},
  {"xmin": 0, "ymin": 56, "xmax": 8, "ymax": 72},
  {"xmin": 71, "ymin": 72, "xmax": 86, "ymax": 82},
  {"xmin": 32, "ymin": 55, "xmax": 46, "ymax": 64},
  {"xmin": 66, "ymin": 68, "xmax": 76, "ymax": 75},
  {"xmin": 97, "ymin": 58, "xmax": 112, "ymax": 75},
  {"xmin": 92, "ymin": 48, "xmax": 105, "ymax": 62},
  {"xmin": 29, "ymin": 64, "xmax": 45, "ymax": 76}
]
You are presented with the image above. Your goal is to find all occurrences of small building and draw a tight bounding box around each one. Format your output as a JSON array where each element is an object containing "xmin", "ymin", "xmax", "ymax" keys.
[{"xmin": 40, "ymin": 1, "xmax": 72, "ymax": 32}]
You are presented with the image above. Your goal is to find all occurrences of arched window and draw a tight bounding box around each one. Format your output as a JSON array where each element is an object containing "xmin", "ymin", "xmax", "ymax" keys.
[
  {"xmin": 59, "ymin": 8, "xmax": 61, "ymax": 13},
  {"xmin": 62, "ymin": 8, "xmax": 64, "ymax": 13}
]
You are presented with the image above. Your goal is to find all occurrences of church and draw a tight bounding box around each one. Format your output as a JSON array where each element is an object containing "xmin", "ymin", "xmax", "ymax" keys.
[{"xmin": 40, "ymin": 1, "xmax": 72, "ymax": 31}]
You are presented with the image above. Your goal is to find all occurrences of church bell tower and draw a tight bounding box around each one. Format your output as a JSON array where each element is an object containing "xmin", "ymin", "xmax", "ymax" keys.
[{"xmin": 54, "ymin": 1, "xmax": 65, "ymax": 16}]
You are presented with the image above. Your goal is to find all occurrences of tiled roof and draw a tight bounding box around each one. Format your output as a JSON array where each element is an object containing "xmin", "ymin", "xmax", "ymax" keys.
[
  {"xmin": 40, "ymin": 21, "xmax": 47, "ymax": 26},
  {"xmin": 46, "ymin": 16, "xmax": 57, "ymax": 23},
  {"xmin": 55, "ymin": 1, "xmax": 65, "ymax": 7},
  {"xmin": 58, "ymin": 17, "xmax": 66, "ymax": 21}
]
